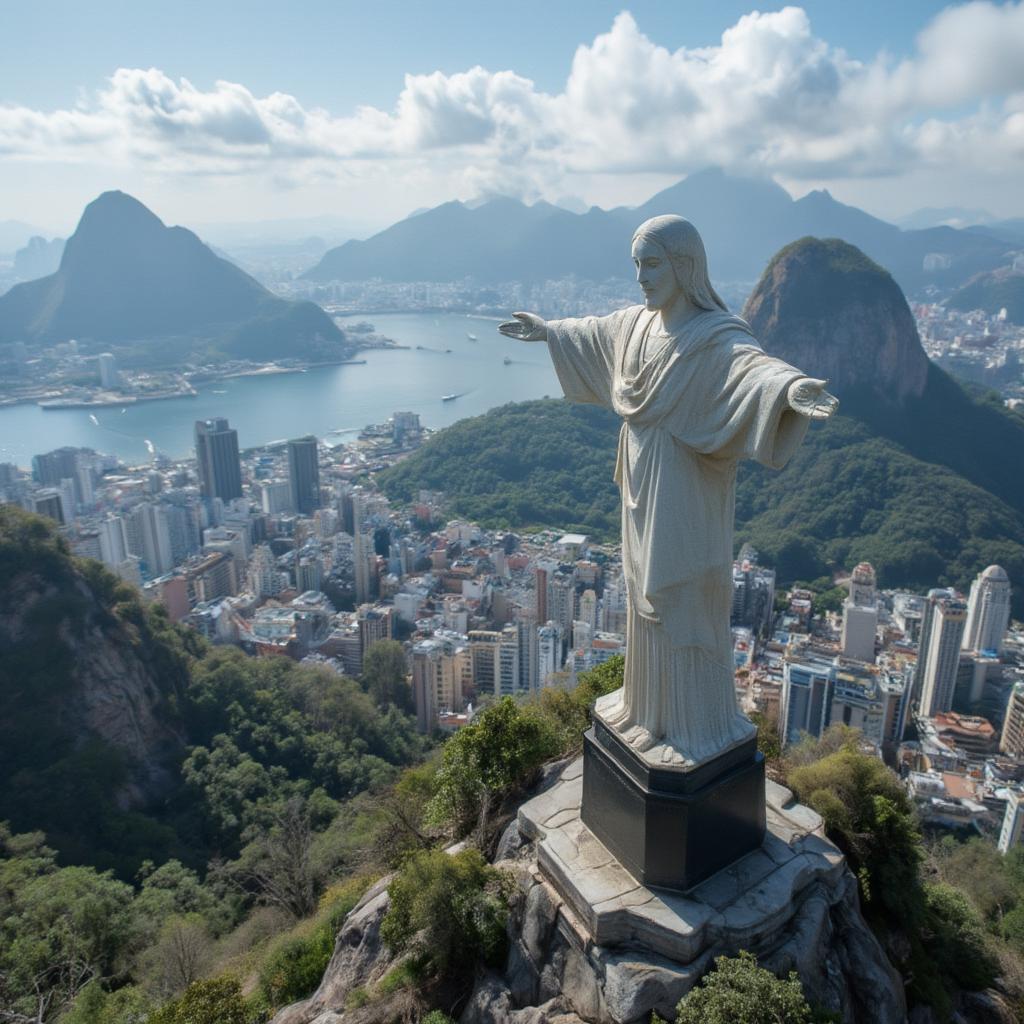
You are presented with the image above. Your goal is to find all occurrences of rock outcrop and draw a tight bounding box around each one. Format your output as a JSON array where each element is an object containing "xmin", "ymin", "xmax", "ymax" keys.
[
  {"xmin": 743, "ymin": 237, "xmax": 930, "ymax": 406},
  {"xmin": 0, "ymin": 509, "xmax": 185, "ymax": 812},
  {"xmin": 474, "ymin": 762, "xmax": 906, "ymax": 1024}
]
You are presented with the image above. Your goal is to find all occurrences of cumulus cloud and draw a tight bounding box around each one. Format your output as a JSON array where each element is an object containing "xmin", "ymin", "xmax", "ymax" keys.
[{"xmin": 1, "ymin": 3, "xmax": 1023, "ymax": 194}]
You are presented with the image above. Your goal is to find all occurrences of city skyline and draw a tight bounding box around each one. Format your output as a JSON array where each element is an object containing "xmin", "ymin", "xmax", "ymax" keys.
[{"xmin": 3, "ymin": 1, "xmax": 1024, "ymax": 234}]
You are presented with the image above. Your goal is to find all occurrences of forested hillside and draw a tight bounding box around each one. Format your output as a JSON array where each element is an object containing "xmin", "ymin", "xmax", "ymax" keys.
[
  {"xmin": 378, "ymin": 397, "xmax": 1024, "ymax": 615},
  {"xmin": 0, "ymin": 506, "xmax": 428, "ymax": 877}
]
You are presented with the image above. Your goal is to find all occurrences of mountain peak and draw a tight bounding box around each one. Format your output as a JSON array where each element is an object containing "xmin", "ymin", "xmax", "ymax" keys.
[{"xmin": 743, "ymin": 237, "xmax": 929, "ymax": 405}]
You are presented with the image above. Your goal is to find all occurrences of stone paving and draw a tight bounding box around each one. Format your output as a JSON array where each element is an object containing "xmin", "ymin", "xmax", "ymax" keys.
[{"xmin": 518, "ymin": 758, "xmax": 846, "ymax": 963}]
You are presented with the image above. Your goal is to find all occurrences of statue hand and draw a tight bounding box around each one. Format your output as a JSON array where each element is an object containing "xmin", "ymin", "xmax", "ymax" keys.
[
  {"xmin": 498, "ymin": 311, "xmax": 547, "ymax": 342},
  {"xmin": 788, "ymin": 378, "xmax": 839, "ymax": 420}
]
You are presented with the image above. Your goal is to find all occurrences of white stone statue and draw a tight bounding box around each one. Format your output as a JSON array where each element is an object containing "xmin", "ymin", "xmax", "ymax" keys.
[{"xmin": 499, "ymin": 215, "xmax": 838, "ymax": 768}]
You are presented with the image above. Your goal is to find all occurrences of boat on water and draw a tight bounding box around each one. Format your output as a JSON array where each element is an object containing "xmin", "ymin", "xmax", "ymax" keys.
[
  {"xmin": 467, "ymin": 333, "xmax": 478, "ymax": 341},
  {"xmin": 442, "ymin": 394, "xmax": 458, "ymax": 402},
  {"xmin": 503, "ymin": 356, "xmax": 512, "ymax": 365}
]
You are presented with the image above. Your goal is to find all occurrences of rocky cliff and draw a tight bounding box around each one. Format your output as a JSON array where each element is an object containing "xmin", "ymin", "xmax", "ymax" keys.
[
  {"xmin": 743, "ymin": 237, "xmax": 930, "ymax": 406},
  {"xmin": 0, "ymin": 507, "xmax": 188, "ymax": 860}
]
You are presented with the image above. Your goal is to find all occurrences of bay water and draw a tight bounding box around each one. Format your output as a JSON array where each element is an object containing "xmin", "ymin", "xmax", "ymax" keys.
[{"xmin": 0, "ymin": 313, "xmax": 562, "ymax": 467}]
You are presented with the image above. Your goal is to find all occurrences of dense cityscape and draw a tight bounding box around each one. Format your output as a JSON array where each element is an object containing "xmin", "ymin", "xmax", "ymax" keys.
[{"xmin": 4, "ymin": 402, "xmax": 1023, "ymax": 853}]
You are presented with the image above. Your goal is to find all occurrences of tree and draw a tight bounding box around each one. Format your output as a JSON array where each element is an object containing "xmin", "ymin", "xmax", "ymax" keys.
[
  {"xmin": 673, "ymin": 951, "xmax": 812, "ymax": 1024},
  {"xmin": 147, "ymin": 977, "xmax": 249, "ymax": 1024},
  {"xmin": 137, "ymin": 915, "xmax": 213, "ymax": 1000},
  {"xmin": 426, "ymin": 697, "xmax": 560, "ymax": 836},
  {"xmin": 362, "ymin": 640, "xmax": 413, "ymax": 713},
  {"xmin": 787, "ymin": 738, "xmax": 922, "ymax": 923},
  {"xmin": 0, "ymin": 864, "xmax": 137, "ymax": 1023},
  {"xmin": 231, "ymin": 797, "xmax": 324, "ymax": 919}
]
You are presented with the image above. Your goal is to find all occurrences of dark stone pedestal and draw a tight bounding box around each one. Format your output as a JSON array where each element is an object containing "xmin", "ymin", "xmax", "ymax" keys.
[{"xmin": 581, "ymin": 716, "xmax": 766, "ymax": 893}]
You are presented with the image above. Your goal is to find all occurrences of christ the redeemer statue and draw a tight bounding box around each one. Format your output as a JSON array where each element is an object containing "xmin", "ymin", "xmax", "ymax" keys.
[{"xmin": 500, "ymin": 215, "xmax": 837, "ymax": 769}]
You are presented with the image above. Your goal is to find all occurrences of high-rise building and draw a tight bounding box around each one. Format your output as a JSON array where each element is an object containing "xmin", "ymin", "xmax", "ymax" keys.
[
  {"xmin": 194, "ymin": 418, "xmax": 242, "ymax": 502},
  {"xmin": 780, "ymin": 650, "xmax": 834, "ymax": 745},
  {"xmin": 125, "ymin": 502, "xmax": 174, "ymax": 577},
  {"xmin": 730, "ymin": 554, "xmax": 776, "ymax": 636},
  {"xmin": 841, "ymin": 563, "xmax": 878, "ymax": 663},
  {"xmin": 496, "ymin": 626, "xmax": 521, "ymax": 696},
  {"xmin": 547, "ymin": 572, "xmax": 575, "ymax": 637},
  {"xmin": 1001, "ymin": 683, "xmax": 1024, "ymax": 758},
  {"xmin": 469, "ymin": 630, "xmax": 501, "ymax": 694},
  {"xmin": 287, "ymin": 436, "xmax": 320, "ymax": 515},
  {"xmin": 537, "ymin": 622, "xmax": 564, "ymax": 687},
  {"xmin": 918, "ymin": 597, "xmax": 968, "ymax": 717},
  {"xmin": 31, "ymin": 489, "xmax": 64, "ymax": 524},
  {"xmin": 534, "ymin": 565, "xmax": 549, "ymax": 623},
  {"xmin": 32, "ymin": 447, "xmax": 82, "ymax": 488},
  {"xmin": 98, "ymin": 516, "xmax": 128, "ymax": 568},
  {"xmin": 999, "ymin": 790, "xmax": 1024, "ymax": 854},
  {"xmin": 260, "ymin": 479, "xmax": 292, "ymax": 515},
  {"xmin": 98, "ymin": 352, "xmax": 119, "ymax": 389},
  {"xmin": 963, "ymin": 565, "xmax": 1012, "ymax": 655},
  {"xmin": 913, "ymin": 588, "xmax": 957, "ymax": 706},
  {"xmin": 357, "ymin": 604, "xmax": 393, "ymax": 655}
]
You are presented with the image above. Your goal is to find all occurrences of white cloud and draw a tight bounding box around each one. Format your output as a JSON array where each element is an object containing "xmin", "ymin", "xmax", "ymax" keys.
[{"xmin": 1, "ymin": 3, "xmax": 1024, "ymax": 201}]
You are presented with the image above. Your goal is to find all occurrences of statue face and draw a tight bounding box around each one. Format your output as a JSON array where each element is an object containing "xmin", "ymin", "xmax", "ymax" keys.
[{"xmin": 631, "ymin": 236, "xmax": 679, "ymax": 312}]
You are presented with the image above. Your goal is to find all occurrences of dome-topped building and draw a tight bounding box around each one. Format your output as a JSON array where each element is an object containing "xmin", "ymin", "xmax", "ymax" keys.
[{"xmin": 963, "ymin": 565, "xmax": 1012, "ymax": 655}]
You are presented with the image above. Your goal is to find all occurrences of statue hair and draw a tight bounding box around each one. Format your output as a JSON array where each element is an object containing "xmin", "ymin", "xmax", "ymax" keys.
[{"xmin": 631, "ymin": 215, "xmax": 727, "ymax": 312}]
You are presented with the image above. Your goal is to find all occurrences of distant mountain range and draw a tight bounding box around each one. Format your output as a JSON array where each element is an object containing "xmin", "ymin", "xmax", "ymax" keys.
[
  {"xmin": 303, "ymin": 168, "xmax": 1019, "ymax": 298},
  {"xmin": 0, "ymin": 191, "xmax": 352, "ymax": 365},
  {"xmin": 12, "ymin": 235, "xmax": 64, "ymax": 280},
  {"xmin": 379, "ymin": 236, "xmax": 1024, "ymax": 613}
]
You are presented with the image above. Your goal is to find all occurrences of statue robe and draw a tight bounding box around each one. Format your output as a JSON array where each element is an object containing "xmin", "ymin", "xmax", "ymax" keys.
[{"xmin": 546, "ymin": 305, "xmax": 810, "ymax": 764}]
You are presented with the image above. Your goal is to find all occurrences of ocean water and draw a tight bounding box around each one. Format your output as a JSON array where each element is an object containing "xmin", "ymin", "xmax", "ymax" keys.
[{"xmin": 0, "ymin": 313, "xmax": 563, "ymax": 467}]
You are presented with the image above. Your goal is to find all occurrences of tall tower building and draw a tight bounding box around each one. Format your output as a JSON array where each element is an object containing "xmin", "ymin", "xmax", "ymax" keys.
[
  {"xmin": 999, "ymin": 790, "xmax": 1024, "ymax": 854},
  {"xmin": 1001, "ymin": 682, "xmax": 1024, "ymax": 758},
  {"xmin": 963, "ymin": 565, "xmax": 1012, "ymax": 655},
  {"xmin": 913, "ymin": 588, "xmax": 957, "ymax": 707},
  {"xmin": 287, "ymin": 436, "xmax": 320, "ymax": 515},
  {"xmin": 537, "ymin": 622, "xmax": 564, "ymax": 687},
  {"xmin": 919, "ymin": 597, "xmax": 968, "ymax": 717},
  {"xmin": 98, "ymin": 352, "xmax": 119, "ymax": 389},
  {"xmin": 841, "ymin": 562, "xmax": 878, "ymax": 663},
  {"xmin": 194, "ymin": 418, "xmax": 242, "ymax": 502}
]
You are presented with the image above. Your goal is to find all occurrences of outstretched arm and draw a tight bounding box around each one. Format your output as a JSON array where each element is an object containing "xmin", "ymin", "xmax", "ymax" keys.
[
  {"xmin": 498, "ymin": 311, "xmax": 548, "ymax": 342},
  {"xmin": 787, "ymin": 377, "xmax": 839, "ymax": 420}
]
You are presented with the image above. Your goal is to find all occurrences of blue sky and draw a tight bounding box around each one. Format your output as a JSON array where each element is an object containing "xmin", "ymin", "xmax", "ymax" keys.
[{"xmin": 3, "ymin": 1, "xmax": 1023, "ymax": 235}]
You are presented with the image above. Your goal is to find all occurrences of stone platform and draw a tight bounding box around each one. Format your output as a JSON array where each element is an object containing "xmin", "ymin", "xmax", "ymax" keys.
[{"xmin": 519, "ymin": 757, "xmax": 844, "ymax": 963}]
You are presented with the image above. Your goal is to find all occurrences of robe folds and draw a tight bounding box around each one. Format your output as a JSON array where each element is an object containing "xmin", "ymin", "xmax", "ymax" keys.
[{"xmin": 546, "ymin": 305, "xmax": 810, "ymax": 764}]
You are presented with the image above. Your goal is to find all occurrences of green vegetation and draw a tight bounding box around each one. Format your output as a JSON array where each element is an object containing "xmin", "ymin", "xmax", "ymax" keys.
[
  {"xmin": 783, "ymin": 727, "xmax": 1005, "ymax": 1017},
  {"xmin": 256, "ymin": 876, "xmax": 371, "ymax": 1007},
  {"xmin": 787, "ymin": 730, "xmax": 923, "ymax": 923},
  {"xmin": 380, "ymin": 395, "xmax": 1024, "ymax": 615},
  {"xmin": 381, "ymin": 848, "xmax": 509, "ymax": 981},
  {"xmin": 666, "ymin": 951, "xmax": 813, "ymax": 1024},
  {"xmin": 378, "ymin": 399, "xmax": 621, "ymax": 538},
  {"xmin": 426, "ymin": 656, "xmax": 623, "ymax": 838}
]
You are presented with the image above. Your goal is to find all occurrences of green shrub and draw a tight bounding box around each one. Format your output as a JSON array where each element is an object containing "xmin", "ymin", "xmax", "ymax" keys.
[
  {"xmin": 257, "ymin": 875, "xmax": 371, "ymax": 1008},
  {"xmin": 674, "ymin": 951, "xmax": 812, "ymax": 1024},
  {"xmin": 787, "ymin": 740, "xmax": 922, "ymax": 924},
  {"xmin": 148, "ymin": 977, "xmax": 251, "ymax": 1024},
  {"xmin": 380, "ymin": 848, "xmax": 509, "ymax": 980},
  {"xmin": 425, "ymin": 697, "xmax": 561, "ymax": 833},
  {"xmin": 921, "ymin": 882, "xmax": 998, "ymax": 993},
  {"xmin": 536, "ymin": 656, "xmax": 623, "ymax": 751},
  {"xmin": 421, "ymin": 1013, "xmax": 456, "ymax": 1024}
]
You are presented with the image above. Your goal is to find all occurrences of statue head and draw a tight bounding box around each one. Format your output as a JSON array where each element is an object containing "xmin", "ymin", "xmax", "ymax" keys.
[{"xmin": 630, "ymin": 215, "xmax": 726, "ymax": 313}]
